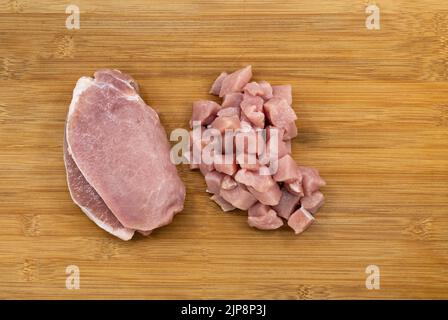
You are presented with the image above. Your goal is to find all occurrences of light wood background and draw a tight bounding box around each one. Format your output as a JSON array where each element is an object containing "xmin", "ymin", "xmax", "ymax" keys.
[{"xmin": 0, "ymin": 0, "xmax": 447, "ymax": 299}]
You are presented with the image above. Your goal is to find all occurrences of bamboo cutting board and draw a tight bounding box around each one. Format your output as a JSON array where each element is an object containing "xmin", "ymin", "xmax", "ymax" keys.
[{"xmin": 0, "ymin": 0, "xmax": 447, "ymax": 299}]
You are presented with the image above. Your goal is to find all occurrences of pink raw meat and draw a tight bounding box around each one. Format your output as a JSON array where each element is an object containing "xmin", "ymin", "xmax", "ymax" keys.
[
  {"xmin": 190, "ymin": 100, "xmax": 221, "ymax": 128},
  {"xmin": 220, "ymin": 184, "xmax": 257, "ymax": 210},
  {"xmin": 264, "ymin": 97, "xmax": 297, "ymax": 128},
  {"xmin": 273, "ymin": 188, "xmax": 301, "ymax": 220},
  {"xmin": 64, "ymin": 132, "xmax": 135, "ymax": 240},
  {"xmin": 65, "ymin": 69, "xmax": 185, "ymax": 235},
  {"xmin": 210, "ymin": 72, "xmax": 228, "ymax": 96},
  {"xmin": 189, "ymin": 66, "xmax": 326, "ymax": 234},
  {"xmin": 299, "ymin": 166, "xmax": 326, "ymax": 196},
  {"xmin": 219, "ymin": 65, "xmax": 253, "ymax": 97},
  {"xmin": 217, "ymin": 106, "xmax": 240, "ymax": 118},
  {"xmin": 284, "ymin": 175, "xmax": 305, "ymax": 197},
  {"xmin": 247, "ymin": 183, "xmax": 282, "ymax": 206},
  {"xmin": 272, "ymin": 85, "xmax": 292, "ymax": 105},
  {"xmin": 205, "ymin": 171, "xmax": 225, "ymax": 194},
  {"xmin": 222, "ymin": 92, "xmax": 244, "ymax": 109},
  {"xmin": 211, "ymin": 194, "xmax": 235, "ymax": 212},
  {"xmin": 210, "ymin": 114, "xmax": 241, "ymax": 133},
  {"xmin": 283, "ymin": 121, "xmax": 298, "ymax": 140},
  {"xmin": 247, "ymin": 203, "xmax": 283, "ymax": 230},
  {"xmin": 236, "ymin": 153, "xmax": 260, "ymax": 171},
  {"xmin": 234, "ymin": 168, "xmax": 276, "ymax": 193},
  {"xmin": 288, "ymin": 207, "xmax": 315, "ymax": 235},
  {"xmin": 273, "ymin": 154, "xmax": 300, "ymax": 182},
  {"xmin": 243, "ymin": 81, "xmax": 273, "ymax": 100},
  {"xmin": 300, "ymin": 191, "xmax": 325, "ymax": 214}
]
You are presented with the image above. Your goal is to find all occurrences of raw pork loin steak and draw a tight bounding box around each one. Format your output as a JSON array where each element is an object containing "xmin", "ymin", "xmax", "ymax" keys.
[{"xmin": 64, "ymin": 69, "xmax": 185, "ymax": 240}]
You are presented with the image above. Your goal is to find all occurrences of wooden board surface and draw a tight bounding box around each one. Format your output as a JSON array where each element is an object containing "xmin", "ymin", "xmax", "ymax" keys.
[{"xmin": 0, "ymin": 0, "xmax": 447, "ymax": 299}]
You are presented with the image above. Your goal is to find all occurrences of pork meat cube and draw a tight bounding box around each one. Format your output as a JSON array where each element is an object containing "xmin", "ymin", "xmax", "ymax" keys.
[
  {"xmin": 211, "ymin": 194, "xmax": 235, "ymax": 212},
  {"xmin": 283, "ymin": 121, "xmax": 298, "ymax": 140},
  {"xmin": 272, "ymin": 85, "xmax": 292, "ymax": 105},
  {"xmin": 219, "ymin": 65, "xmax": 253, "ymax": 97},
  {"xmin": 221, "ymin": 175, "xmax": 238, "ymax": 190},
  {"xmin": 266, "ymin": 125, "xmax": 285, "ymax": 141},
  {"xmin": 243, "ymin": 81, "xmax": 273, "ymax": 100},
  {"xmin": 241, "ymin": 93, "xmax": 264, "ymax": 112},
  {"xmin": 236, "ymin": 153, "xmax": 260, "ymax": 171},
  {"xmin": 210, "ymin": 114, "xmax": 241, "ymax": 133},
  {"xmin": 220, "ymin": 184, "xmax": 257, "ymax": 210},
  {"xmin": 222, "ymin": 92, "xmax": 244, "ymax": 109},
  {"xmin": 189, "ymin": 126, "xmax": 207, "ymax": 150},
  {"xmin": 300, "ymin": 191, "xmax": 325, "ymax": 214},
  {"xmin": 217, "ymin": 106, "xmax": 241, "ymax": 118},
  {"xmin": 273, "ymin": 188, "xmax": 301, "ymax": 220},
  {"xmin": 287, "ymin": 207, "xmax": 315, "ymax": 235},
  {"xmin": 264, "ymin": 129, "xmax": 291, "ymax": 160},
  {"xmin": 264, "ymin": 97, "xmax": 297, "ymax": 129},
  {"xmin": 241, "ymin": 104, "xmax": 265, "ymax": 128},
  {"xmin": 273, "ymin": 154, "xmax": 300, "ymax": 182},
  {"xmin": 247, "ymin": 183, "xmax": 282, "ymax": 206},
  {"xmin": 248, "ymin": 203, "xmax": 283, "ymax": 230},
  {"xmin": 243, "ymin": 82, "xmax": 264, "ymax": 96},
  {"xmin": 235, "ymin": 127, "xmax": 265, "ymax": 155},
  {"xmin": 284, "ymin": 174, "xmax": 305, "ymax": 197},
  {"xmin": 248, "ymin": 202, "xmax": 270, "ymax": 217},
  {"xmin": 209, "ymin": 72, "xmax": 228, "ymax": 96},
  {"xmin": 205, "ymin": 171, "xmax": 225, "ymax": 194},
  {"xmin": 265, "ymin": 124, "xmax": 295, "ymax": 142},
  {"xmin": 282, "ymin": 167, "xmax": 304, "ymax": 196},
  {"xmin": 259, "ymin": 81, "xmax": 274, "ymax": 100},
  {"xmin": 190, "ymin": 100, "xmax": 221, "ymax": 128},
  {"xmin": 214, "ymin": 154, "xmax": 238, "ymax": 176},
  {"xmin": 235, "ymin": 168, "xmax": 277, "ymax": 193},
  {"xmin": 299, "ymin": 166, "xmax": 326, "ymax": 196},
  {"xmin": 240, "ymin": 94, "xmax": 265, "ymax": 128}
]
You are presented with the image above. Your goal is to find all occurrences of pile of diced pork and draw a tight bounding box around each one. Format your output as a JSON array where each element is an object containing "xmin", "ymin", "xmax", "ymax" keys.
[{"xmin": 189, "ymin": 66, "xmax": 326, "ymax": 235}]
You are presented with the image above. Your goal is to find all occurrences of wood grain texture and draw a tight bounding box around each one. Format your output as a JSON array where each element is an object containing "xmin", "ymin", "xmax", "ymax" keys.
[{"xmin": 0, "ymin": 0, "xmax": 447, "ymax": 299}]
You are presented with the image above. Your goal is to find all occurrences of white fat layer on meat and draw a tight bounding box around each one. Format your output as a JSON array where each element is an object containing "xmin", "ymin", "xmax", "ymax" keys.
[
  {"xmin": 94, "ymin": 82, "xmax": 140, "ymax": 101},
  {"xmin": 79, "ymin": 206, "xmax": 135, "ymax": 241},
  {"xmin": 67, "ymin": 77, "xmax": 95, "ymax": 119},
  {"xmin": 126, "ymin": 94, "xmax": 140, "ymax": 101},
  {"xmin": 112, "ymin": 69, "xmax": 136, "ymax": 90},
  {"xmin": 65, "ymin": 75, "xmax": 141, "ymax": 231}
]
